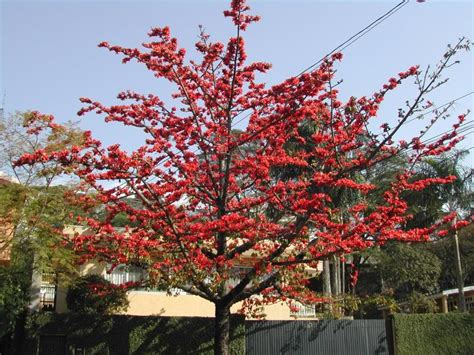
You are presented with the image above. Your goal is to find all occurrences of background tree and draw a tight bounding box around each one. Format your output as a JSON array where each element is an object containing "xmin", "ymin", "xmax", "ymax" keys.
[
  {"xmin": 429, "ymin": 221, "xmax": 474, "ymax": 290},
  {"xmin": 378, "ymin": 242, "xmax": 442, "ymax": 298},
  {"xmin": 0, "ymin": 111, "xmax": 84, "ymax": 344},
  {"xmin": 0, "ymin": 248, "xmax": 31, "ymax": 339},
  {"xmin": 16, "ymin": 1, "xmax": 471, "ymax": 353},
  {"xmin": 66, "ymin": 274, "xmax": 129, "ymax": 315},
  {"xmin": 0, "ymin": 111, "xmax": 86, "ymax": 270},
  {"xmin": 354, "ymin": 150, "xmax": 473, "ymax": 314},
  {"xmin": 405, "ymin": 151, "xmax": 472, "ymax": 310}
]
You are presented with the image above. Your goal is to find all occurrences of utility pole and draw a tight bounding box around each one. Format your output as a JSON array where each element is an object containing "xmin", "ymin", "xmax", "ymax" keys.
[
  {"xmin": 447, "ymin": 152, "xmax": 468, "ymax": 312},
  {"xmin": 0, "ymin": 93, "xmax": 5, "ymax": 120},
  {"xmin": 453, "ymin": 214, "xmax": 466, "ymax": 312}
]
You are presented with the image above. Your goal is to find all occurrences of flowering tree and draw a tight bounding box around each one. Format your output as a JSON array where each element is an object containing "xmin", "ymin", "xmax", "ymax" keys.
[{"xmin": 17, "ymin": 1, "xmax": 471, "ymax": 353}]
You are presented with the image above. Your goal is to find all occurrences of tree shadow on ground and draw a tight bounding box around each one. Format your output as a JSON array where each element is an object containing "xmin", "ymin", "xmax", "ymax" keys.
[{"xmin": 34, "ymin": 313, "xmax": 245, "ymax": 355}]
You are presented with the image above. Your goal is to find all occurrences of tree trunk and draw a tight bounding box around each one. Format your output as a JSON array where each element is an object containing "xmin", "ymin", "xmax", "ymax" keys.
[
  {"xmin": 29, "ymin": 254, "xmax": 41, "ymax": 312},
  {"xmin": 12, "ymin": 309, "xmax": 28, "ymax": 354},
  {"xmin": 323, "ymin": 259, "xmax": 332, "ymax": 312},
  {"xmin": 341, "ymin": 257, "xmax": 345, "ymax": 295},
  {"xmin": 330, "ymin": 256, "xmax": 339, "ymax": 296},
  {"xmin": 323, "ymin": 259, "xmax": 332, "ymax": 296},
  {"xmin": 214, "ymin": 302, "xmax": 231, "ymax": 355}
]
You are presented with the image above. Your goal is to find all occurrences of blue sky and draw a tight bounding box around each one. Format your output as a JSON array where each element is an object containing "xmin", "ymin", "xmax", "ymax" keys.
[{"xmin": 1, "ymin": 0, "xmax": 473, "ymax": 164}]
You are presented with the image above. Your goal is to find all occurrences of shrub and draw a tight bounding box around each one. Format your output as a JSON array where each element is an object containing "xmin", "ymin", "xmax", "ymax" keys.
[
  {"xmin": 406, "ymin": 292, "xmax": 438, "ymax": 314},
  {"xmin": 66, "ymin": 275, "xmax": 129, "ymax": 314},
  {"xmin": 393, "ymin": 313, "xmax": 474, "ymax": 354},
  {"xmin": 352, "ymin": 294, "xmax": 399, "ymax": 319},
  {"xmin": 23, "ymin": 313, "xmax": 245, "ymax": 355}
]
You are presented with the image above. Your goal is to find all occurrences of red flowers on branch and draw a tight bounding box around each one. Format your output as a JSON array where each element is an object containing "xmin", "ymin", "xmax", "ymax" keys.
[{"xmin": 15, "ymin": 0, "xmax": 471, "ymax": 352}]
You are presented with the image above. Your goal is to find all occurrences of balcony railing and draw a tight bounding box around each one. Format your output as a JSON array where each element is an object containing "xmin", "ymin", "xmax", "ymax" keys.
[{"xmin": 290, "ymin": 302, "xmax": 318, "ymax": 318}]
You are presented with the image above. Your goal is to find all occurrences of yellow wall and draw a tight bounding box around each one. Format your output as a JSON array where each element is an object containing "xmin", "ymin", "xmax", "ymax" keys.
[
  {"xmin": 124, "ymin": 291, "xmax": 305, "ymax": 320},
  {"xmin": 126, "ymin": 292, "xmax": 215, "ymax": 317},
  {"xmin": 55, "ymin": 284, "xmax": 69, "ymax": 313},
  {"xmin": 67, "ymin": 261, "xmax": 317, "ymax": 321},
  {"xmin": 79, "ymin": 262, "xmax": 106, "ymax": 277},
  {"xmin": 0, "ymin": 216, "xmax": 14, "ymax": 264}
]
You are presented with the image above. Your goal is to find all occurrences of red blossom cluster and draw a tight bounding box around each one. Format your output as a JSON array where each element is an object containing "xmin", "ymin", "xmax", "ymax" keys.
[{"xmin": 15, "ymin": 0, "xmax": 471, "ymax": 315}]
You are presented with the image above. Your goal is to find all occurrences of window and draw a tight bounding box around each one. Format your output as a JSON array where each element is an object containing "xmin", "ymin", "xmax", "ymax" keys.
[
  {"xmin": 104, "ymin": 265, "xmax": 146, "ymax": 285},
  {"xmin": 228, "ymin": 266, "xmax": 253, "ymax": 289},
  {"xmin": 40, "ymin": 272, "xmax": 57, "ymax": 311},
  {"xmin": 466, "ymin": 296, "xmax": 474, "ymax": 311},
  {"xmin": 290, "ymin": 302, "xmax": 317, "ymax": 318}
]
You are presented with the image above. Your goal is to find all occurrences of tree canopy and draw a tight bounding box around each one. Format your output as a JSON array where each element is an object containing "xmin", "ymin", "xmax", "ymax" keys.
[{"xmin": 15, "ymin": 1, "xmax": 472, "ymax": 353}]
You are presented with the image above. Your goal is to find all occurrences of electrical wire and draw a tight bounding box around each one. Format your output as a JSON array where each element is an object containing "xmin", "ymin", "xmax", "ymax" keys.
[
  {"xmin": 107, "ymin": 0, "xmax": 412, "ymax": 190},
  {"xmin": 230, "ymin": 1, "xmax": 409, "ymax": 130},
  {"xmin": 404, "ymin": 91, "xmax": 473, "ymax": 126}
]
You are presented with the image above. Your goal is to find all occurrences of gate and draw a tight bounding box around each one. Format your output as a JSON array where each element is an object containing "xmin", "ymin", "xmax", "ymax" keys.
[
  {"xmin": 246, "ymin": 319, "xmax": 389, "ymax": 355},
  {"xmin": 38, "ymin": 335, "xmax": 66, "ymax": 355}
]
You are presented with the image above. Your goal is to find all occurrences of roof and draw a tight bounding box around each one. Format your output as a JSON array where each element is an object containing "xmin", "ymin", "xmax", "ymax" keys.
[
  {"xmin": 0, "ymin": 172, "xmax": 19, "ymax": 185},
  {"xmin": 430, "ymin": 285, "xmax": 474, "ymax": 299}
]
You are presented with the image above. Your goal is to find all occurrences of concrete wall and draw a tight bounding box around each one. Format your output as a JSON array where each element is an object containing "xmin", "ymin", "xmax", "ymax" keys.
[
  {"xmin": 0, "ymin": 216, "xmax": 14, "ymax": 264},
  {"xmin": 55, "ymin": 281, "xmax": 70, "ymax": 313},
  {"xmin": 56, "ymin": 286, "xmax": 301, "ymax": 320},
  {"xmin": 58, "ymin": 260, "xmax": 310, "ymax": 320},
  {"xmin": 124, "ymin": 291, "xmax": 299, "ymax": 320}
]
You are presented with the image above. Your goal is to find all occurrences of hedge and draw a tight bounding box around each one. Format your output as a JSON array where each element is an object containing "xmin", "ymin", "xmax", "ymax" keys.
[
  {"xmin": 392, "ymin": 313, "xmax": 474, "ymax": 355},
  {"xmin": 21, "ymin": 312, "xmax": 245, "ymax": 355}
]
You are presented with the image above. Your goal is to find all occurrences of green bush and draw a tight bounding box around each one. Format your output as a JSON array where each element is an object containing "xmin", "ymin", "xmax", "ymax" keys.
[
  {"xmin": 0, "ymin": 264, "xmax": 30, "ymax": 338},
  {"xmin": 351, "ymin": 294, "xmax": 399, "ymax": 319},
  {"xmin": 66, "ymin": 275, "xmax": 129, "ymax": 315},
  {"xmin": 393, "ymin": 313, "xmax": 474, "ymax": 355},
  {"xmin": 406, "ymin": 292, "xmax": 438, "ymax": 314},
  {"xmin": 23, "ymin": 313, "xmax": 245, "ymax": 355}
]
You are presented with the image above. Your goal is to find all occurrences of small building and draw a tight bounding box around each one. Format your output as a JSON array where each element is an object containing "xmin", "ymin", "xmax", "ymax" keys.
[
  {"xmin": 430, "ymin": 285, "xmax": 474, "ymax": 313},
  {"xmin": 0, "ymin": 172, "xmax": 18, "ymax": 265},
  {"xmin": 41, "ymin": 225, "xmax": 324, "ymax": 320}
]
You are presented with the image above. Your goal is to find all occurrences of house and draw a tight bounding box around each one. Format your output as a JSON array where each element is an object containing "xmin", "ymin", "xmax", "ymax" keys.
[
  {"xmin": 45, "ymin": 225, "xmax": 323, "ymax": 320},
  {"xmin": 0, "ymin": 172, "xmax": 18, "ymax": 265},
  {"xmin": 0, "ymin": 172, "xmax": 59, "ymax": 311},
  {"xmin": 0, "ymin": 213, "xmax": 13, "ymax": 265},
  {"xmin": 1, "ymin": 172, "xmax": 324, "ymax": 320},
  {"xmin": 430, "ymin": 285, "xmax": 474, "ymax": 313}
]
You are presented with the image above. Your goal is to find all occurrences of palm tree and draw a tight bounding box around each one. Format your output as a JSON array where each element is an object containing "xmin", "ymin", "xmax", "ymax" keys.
[{"xmin": 414, "ymin": 150, "xmax": 473, "ymax": 311}]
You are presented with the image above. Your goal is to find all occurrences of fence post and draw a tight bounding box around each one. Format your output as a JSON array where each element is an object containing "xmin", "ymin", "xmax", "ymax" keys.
[{"xmin": 385, "ymin": 315, "xmax": 396, "ymax": 355}]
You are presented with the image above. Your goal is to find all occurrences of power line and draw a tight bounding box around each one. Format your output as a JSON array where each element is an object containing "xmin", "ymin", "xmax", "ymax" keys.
[
  {"xmin": 404, "ymin": 91, "xmax": 473, "ymax": 126},
  {"xmin": 369, "ymin": 123, "xmax": 473, "ymax": 173},
  {"xmin": 231, "ymin": 1, "xmax": 409, "ymax": 130},
  {"xmin": 108, "ymin": 2, "xmax": 471, "ymax": 187},
  {"xmin": 109, "ymin": 0, "xmax": 411, "ymax": 190},
  {"xmin": 112, "ymin": 110, "xmax": 472, "ymax": 191},
  {"xmin": 406, "ymin": 122, "xmax": 473, "ymax": 153},
  {"xmin": 296, "ymin": 1, "xmax": 408, "ymax": 76}
]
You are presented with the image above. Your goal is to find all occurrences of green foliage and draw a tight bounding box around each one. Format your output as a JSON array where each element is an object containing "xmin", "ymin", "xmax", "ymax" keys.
[
  {"xmin": 0, "ymin": 183, "xmax": 79, "ymax": 277},
  {"xmin": 0, "ymin": 111, "xmax": 85, "ymax": 276},
  {"xmin": 406, "ymin": 292, "xmax": 438, "ymax": 314},
  {"xmin": 427, "ymin": 224, "xmax": 474, "ymax": 290},
  {"xmin": 339, "ymin": 294, "xmax": 362, "ymax": 316},
  {"xmin": 324, "ymin": 293, "xmax": 400, "ymax": 319},
  {"xmin": 0, "ymin": 261, "xmax": 31, "ymax": 337},
  {"xmin": 349, "ymin": 294, "xmax": 399, "ymax": 319},
  {"xmin": 66, "ymin": 275, "xmax": 129, "ymax": 315},
  {"xmin": 0, "ymin": 183, "xmax": 27, "ymax": 217},
  {"xmin": 24, "ymin": 313, "xmax": 245, "ymax": 355},
  {"xmin": 378, "ymin": 242, "xmax": 442, "ymax": 298},
  {"xmin": 398, "ymin": 151, "xmax": 472, "ymax": 229},
  {"xmin": 354, "ymin": 151, "xmax": 473, "ymax": 299},
  {"xmin": 392, "ymin": 313, "xmax": 474, "ymax": 354}
]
